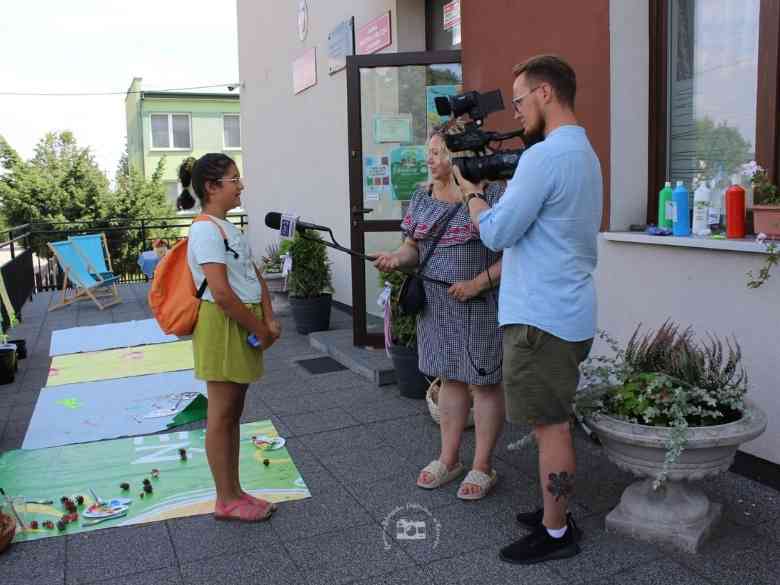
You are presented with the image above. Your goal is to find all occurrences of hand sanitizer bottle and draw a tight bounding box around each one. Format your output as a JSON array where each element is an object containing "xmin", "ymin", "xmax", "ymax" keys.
[{"xmin": 692, "ymin": 181, "xmax": 712, "ymax": 236}]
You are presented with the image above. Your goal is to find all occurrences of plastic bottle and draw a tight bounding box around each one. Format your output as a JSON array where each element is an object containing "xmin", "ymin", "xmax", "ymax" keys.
[
  {"xmin": 247, "ymin": 334, "xmax": 262, "ymax": 349},
  {"xmin": 725, "ymin": 178, "xmax": 746, "ymax": 239},
  {"xmin": 657, "ymin": 181, "xmax": 674, "ymax": 229},
  {"xmin": 692, "ymin": 182, "xmax": 712, "ymax": 236},
  {"xmin": 672, "ymin": 180, "xmax": 691, "ymax": 236}
]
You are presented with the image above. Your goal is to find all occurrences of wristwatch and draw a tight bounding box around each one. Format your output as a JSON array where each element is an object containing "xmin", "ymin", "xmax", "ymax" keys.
[{"xmin": 465, "ymin": 192, "xmax": 486, "ymax": 204}]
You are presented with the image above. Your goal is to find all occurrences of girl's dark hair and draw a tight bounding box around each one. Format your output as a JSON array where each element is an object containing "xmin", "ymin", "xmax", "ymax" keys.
[{"xmin": 177, "ymin": 153, "xmax": 235, "ymax": 210}]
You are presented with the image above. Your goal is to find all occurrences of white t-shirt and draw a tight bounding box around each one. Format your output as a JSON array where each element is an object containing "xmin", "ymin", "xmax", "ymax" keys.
[{"xmin": 187, "ymin": 215, "xmax": 262, "ymax": 303}]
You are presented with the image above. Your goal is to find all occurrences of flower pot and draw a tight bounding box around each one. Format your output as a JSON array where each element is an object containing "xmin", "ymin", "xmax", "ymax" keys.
[
  {"xmin": 0, "ymin": 344, "xmax": 17, "ymax": 385},
  {"xmin": 388, "ymin": 344, "xmax": 427, "ymax": 399},
  {"xmin": 753, "ymin": 205, "xmax": 780, "ymax": 239},
  {"xmin": 289, "ymin": 294, "xmax": 331, "ymax": 334},
  {"xmin": 584, "ymin": 400, "xmax": 767, "ymax": 552},
  {"xmin": 7, "ymin": 339, "xmax": 26, "ymax": 360}
]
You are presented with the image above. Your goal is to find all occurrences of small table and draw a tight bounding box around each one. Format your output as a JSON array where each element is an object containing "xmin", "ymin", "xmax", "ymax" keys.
[{"xmin": 137, "ymin": 251, "xmax": 161, "ymax": 280}]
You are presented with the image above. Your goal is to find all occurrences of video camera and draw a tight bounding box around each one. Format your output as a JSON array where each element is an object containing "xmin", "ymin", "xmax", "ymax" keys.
[{"xmin": 434, "ymin": 89, "xmax": 524, "ymax": 183}]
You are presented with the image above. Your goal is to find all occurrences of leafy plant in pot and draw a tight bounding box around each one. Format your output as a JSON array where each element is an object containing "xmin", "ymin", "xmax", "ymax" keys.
[
  {"xmin": 742, "ymin": 161, "xmax": 780, "ymax": 288},
  {"xmin": 287, "ymin": 232, "xmax": 333, "ymax": 334},
  {"xmin": 576, "ymin": 321, "xmax": 766, "ymax": 552},
  {"xmin": 379, "ymin": 269, "xmax": 427, "ymax": 399}
]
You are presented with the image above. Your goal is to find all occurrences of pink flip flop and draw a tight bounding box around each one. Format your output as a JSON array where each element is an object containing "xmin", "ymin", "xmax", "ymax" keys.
[{"xmin": 214, "ymin": 496, "xmax": 275, "ymax": 522}]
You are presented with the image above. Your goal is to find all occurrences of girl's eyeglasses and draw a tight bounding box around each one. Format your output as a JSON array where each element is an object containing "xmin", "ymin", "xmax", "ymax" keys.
[{"xmin": 216, "ymin": 177, "xmax": 242, "ymax": 184}]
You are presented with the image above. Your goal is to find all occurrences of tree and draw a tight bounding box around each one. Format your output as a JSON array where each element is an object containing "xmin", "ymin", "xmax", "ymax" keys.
[
  {"xmin": 0, "ymin": 132, "xmax": 111, "ymax": 252},
  {"xmin": 105, "ymin": 144, "xmax": 176, "ymax": 277},
  {"xmin": 695, "ymin": 116, "xmax": 753, "ymax": 183}
]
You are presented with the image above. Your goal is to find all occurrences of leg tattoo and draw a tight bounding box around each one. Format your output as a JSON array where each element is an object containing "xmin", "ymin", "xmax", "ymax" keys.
[{"xmin": 547, "ymin": 471, "xmax": 575, "ymax": 501}]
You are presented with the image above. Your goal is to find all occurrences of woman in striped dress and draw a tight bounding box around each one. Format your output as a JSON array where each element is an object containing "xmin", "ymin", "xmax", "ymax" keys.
[{"xmin": 373, "ymin": 131, "xmax": 504, "ymax": 500}]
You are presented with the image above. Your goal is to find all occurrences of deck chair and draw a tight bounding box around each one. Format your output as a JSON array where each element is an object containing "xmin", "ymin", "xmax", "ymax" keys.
[
  {"xmin": 47, "ymin": 240, "xmax": 122, "ymax": 311},
  {"xmin": 70, "ymin": 233, "xmax": 116, "ymax": 281}
]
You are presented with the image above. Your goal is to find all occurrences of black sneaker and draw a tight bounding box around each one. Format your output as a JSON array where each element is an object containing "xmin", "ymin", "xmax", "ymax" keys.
[
  {"xmin": 515, "ymin": 508, "xmax": 583, "ymax": 541},
  {"xmin": 500, "ymin": 519, "xmax": 581, "ymax": 565}
]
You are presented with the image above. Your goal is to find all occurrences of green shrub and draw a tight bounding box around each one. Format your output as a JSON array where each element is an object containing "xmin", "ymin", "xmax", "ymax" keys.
[{"xmin": 287, "ymin": 232, "xmax": 332, "ymax": 298}]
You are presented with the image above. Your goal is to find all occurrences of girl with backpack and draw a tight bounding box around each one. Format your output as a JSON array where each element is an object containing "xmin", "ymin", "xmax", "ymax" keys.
[{"xmin": 179, "ymin": 154, "xmax": 281, "ymax": 522}]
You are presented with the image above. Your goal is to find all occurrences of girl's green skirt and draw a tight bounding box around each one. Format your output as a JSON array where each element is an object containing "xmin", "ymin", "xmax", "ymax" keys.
[{"xmin": 192, "ymin": 301, "xmax": 264, "ymax": 383}]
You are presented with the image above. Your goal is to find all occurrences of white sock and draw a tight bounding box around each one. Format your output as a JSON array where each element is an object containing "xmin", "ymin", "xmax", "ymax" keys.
[{"xmin": 546, "ymin": 525, "xmax": 568, "ymax": 539}]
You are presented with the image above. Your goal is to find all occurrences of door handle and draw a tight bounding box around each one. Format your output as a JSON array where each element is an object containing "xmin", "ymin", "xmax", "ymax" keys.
[{"xmin": 351, "ymin": 207, "xmax": 374, "ymax": 216}]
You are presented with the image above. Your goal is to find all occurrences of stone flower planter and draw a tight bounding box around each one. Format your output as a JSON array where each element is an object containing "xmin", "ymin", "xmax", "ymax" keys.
[{"xmin": 584, "ymin": 399, "xmax": 767, "ymax": 552}]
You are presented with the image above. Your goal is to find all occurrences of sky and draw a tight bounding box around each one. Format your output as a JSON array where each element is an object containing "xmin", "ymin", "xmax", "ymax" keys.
[{"xmin": 0, "ymin": 0, "xmax": 240, "ymax": 177}]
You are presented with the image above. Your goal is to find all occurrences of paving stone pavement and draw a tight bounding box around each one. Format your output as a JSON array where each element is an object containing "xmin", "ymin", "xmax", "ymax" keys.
[{"xmin": 0, "ymin": 284, "xmax": 777, "ymax": 584}]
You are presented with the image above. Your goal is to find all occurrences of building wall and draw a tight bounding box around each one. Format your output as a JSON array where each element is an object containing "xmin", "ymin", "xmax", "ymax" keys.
[
  {"xmin": 237, "ymin": 0, "xmax": 424, "ymax": 304},
  {"xmin": 140, "ymin": 97, "xmax": 243, "ymax": 199},
  {"xmin": 124, "ymin": 78, "xmax": 144, "ymax": 177},
  {"xmin": 460, "ymin": 0, "xmax": 611, "ymax": 229},
  {"xmin": 602, "ymin": 0, "xmax": 779, "ymax": 463}
]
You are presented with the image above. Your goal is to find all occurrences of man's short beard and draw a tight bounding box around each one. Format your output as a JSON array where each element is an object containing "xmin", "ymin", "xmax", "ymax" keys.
[{"xmin": 521, "ymin": 119, "xmax": 546, "ymax": 147}]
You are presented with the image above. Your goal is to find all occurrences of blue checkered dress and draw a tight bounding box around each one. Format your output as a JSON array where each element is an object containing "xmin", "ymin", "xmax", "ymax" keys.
[{"xmin": 400, "ymin": 184, "xmax": 504, "ymax": 385}]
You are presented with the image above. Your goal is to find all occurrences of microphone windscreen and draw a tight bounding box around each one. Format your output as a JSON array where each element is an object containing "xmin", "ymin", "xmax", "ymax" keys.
[{"xmin": 264, "ymin": 212, "xmax": 282, "ymax": 229}]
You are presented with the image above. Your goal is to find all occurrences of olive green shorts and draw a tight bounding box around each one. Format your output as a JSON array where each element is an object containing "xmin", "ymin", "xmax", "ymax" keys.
[
  {"xmin": 502, "ymin": 324, "xmax": 593, "ymax": 426},
  {"xmin": 192, "ymin": 301, "xmax": 264, "ymax": 384}
]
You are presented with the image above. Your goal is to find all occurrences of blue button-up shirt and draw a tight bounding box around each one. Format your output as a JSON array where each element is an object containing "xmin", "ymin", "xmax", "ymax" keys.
[{"xmin": 478, "ymin": 125, "xmax": 602, "ymax": 341}]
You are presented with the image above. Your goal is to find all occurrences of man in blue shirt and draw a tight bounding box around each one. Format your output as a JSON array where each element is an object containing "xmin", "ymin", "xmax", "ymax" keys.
[{"xmin": 457, "ymin": 54, "xmax": 602, "ymax": 565}]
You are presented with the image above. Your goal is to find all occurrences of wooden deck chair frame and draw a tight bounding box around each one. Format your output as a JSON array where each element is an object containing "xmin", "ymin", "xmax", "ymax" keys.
[
  {"xmin": 69, "ymin": 232, "xmax": 121, "ymax": 301},
  {"xmin": 47, "ymin": 240, "xmax": 122, "ymax": 311}
]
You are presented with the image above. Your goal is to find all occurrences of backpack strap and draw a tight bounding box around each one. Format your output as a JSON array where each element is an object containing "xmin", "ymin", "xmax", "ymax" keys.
[{"xmin": 191, "ymin": 214, "xmax": 237, "ymax": 300}]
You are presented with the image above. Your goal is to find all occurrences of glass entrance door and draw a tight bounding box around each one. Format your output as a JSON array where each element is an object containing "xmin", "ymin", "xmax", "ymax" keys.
[{"xmin": 346, "ymin": 51, "xmax": 462, "ymax": 347}]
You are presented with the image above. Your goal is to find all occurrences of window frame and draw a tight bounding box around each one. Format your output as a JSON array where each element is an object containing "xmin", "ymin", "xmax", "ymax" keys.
[
  {"xmin": 149, "ymin": 112, "xmax": 192, "ymax": 151},
  {"xmin": 222, "ymin": 113, "xmax": 242, "ymax": 151},
  {"xmin": 647, "ymin": 0, "xmax": 780, "ymax": 224}
]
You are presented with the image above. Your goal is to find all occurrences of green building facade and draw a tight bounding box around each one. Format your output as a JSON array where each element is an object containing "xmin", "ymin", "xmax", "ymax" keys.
[{"xmin": 125, "ymin": 78, "xmax": 242, "ymax": 206}]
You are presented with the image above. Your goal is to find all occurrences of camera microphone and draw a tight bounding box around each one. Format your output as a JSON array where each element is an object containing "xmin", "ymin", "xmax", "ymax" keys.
[{"xmin": 264, "ymin": 212, "xmax": 329, "ymax": 233}]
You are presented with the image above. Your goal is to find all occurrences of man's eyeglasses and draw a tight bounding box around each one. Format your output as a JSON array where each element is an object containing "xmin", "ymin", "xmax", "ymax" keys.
[
  {"xmin": 511, "ymin": 86, "xmax": 541, "ymax": 113},
  {"xmin": 216, "ymin": 177, "xmax": 242, "ymax": 184}
]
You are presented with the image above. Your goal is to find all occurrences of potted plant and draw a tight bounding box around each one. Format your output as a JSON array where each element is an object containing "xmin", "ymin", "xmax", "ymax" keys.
[
  {"xmin": 261, "ymin": 240, "xmax": 292, "ymax": 294},
  {"xmin": 379, "ymin": 270, "xmax": 428, "ymax": 399},
  {"xmin": 743, "ymin": 161, "xmax": 780, "ymax": 238},
  {"xmin": 287, "ymin": 232, "xmax": 332, "ymax": 334},
  {"xmin": 576, "ymin": 321, "xmax": 767, "ymax": 552}
]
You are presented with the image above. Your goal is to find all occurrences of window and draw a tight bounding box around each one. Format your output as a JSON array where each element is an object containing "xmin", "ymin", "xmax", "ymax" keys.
[
  {"xmin": 150, "ymin": 113, "xmax": 191, "ymax": 149},
  {"xmin": 165, "ymin": 181, "xmax": 179, "ymax": 204},
  {"xmin": 649, "ymin": 0, "xmax": 780, "ymax": 223},
  {"xmin": 223, "ymin": 114, "xmax": 241, "ymax": 149}
]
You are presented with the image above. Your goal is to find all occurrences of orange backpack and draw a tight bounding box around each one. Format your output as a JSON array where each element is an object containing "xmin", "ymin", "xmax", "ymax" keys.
[{"xmin": 148, "ymin": 214, "xmax": 228, "ymax": 336}]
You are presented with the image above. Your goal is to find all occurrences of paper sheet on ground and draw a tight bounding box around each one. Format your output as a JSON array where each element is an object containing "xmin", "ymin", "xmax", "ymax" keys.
[
  {"xmin": 1, "ymin": 420, "xmax": 309, "ymax": 543},
  {"xmin": 49, "ymin": 319, "xmax": 179, "ymax": 356},
  {"xmin": 47, "ymin": 340, "xmax": 193, "ymax": 387},
  {"xmin": 23, "ymin": 371, "xmax": 207, "ymax": 450}
]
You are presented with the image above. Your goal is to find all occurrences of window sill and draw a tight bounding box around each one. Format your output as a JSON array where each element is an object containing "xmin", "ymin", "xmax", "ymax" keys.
[
  {"xmin": 223, "ymin": 147, "xmax": 242, "ymax": 152},
  {"xmin": 602, "ymin": 232, "xmax": 773, "ymax": 255},
  {"xmin": 149, "ymin": 148, "xmax": 192, "ymax": 152}
]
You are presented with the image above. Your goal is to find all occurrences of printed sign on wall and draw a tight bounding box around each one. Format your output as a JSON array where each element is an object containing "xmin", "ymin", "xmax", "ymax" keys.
[
  {"xmin": 328, "ymin": 17, "xmax": 354, "ymax": 75},
  {"xmin": 373, "ymin": 114, "xmax": 413, "ymax": 144},
  {"xmin": 390, "ymin": 146, "xmax": 428, "ymax": 201},
  {"xmin": 293, "ymin": 47, "xmax": 317, "ymax": 94},
  {"xmin": 357, "ymin": 11, "xmax": 392, "ymax": 55},
  {"xmin": 363, "ymin": 155, "xmax": 391, "ymax": 201}
]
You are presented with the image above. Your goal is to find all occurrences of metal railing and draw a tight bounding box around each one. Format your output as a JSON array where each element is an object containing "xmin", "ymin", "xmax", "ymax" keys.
[{"xmin": 0, "ymin": 212, "xmax": 249, "ymax": 300}]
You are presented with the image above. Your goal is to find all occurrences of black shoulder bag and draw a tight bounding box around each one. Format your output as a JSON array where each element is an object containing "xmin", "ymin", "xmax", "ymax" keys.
[{"xmin": 398, "ymin": 202, "xmax": 461, "ymax": 316}]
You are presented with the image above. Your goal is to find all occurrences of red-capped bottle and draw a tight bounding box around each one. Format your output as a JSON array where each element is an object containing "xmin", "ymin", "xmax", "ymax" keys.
[{"xmin": 725, "ymin": 181, "xmax": 746, "ymax": 239}]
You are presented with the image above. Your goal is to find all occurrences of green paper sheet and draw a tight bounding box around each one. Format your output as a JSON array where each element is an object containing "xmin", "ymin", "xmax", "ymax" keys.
[
  {"xmin": 47, "ymin": 340, "xmax": 194, "ymax": 387},
  {"xmin": 0, "ymin": 420, "xmax": 309, "ymax": 543}
]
